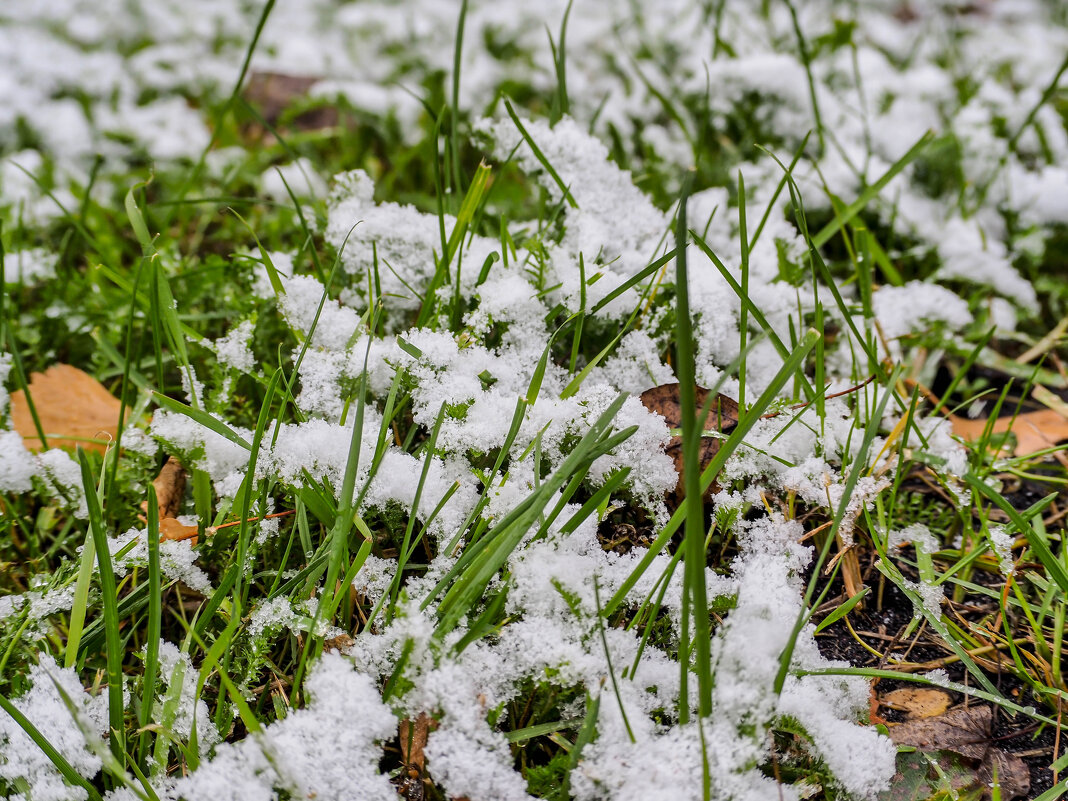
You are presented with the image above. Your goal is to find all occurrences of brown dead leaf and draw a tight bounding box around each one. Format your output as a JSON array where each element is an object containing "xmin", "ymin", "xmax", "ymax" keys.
[
  {"xmin": 242, "ymin": 71, "xmax": 338, "ymax": 133},
  {"xmin": 949, "ymin": 409, "xmax": 1068, "ymax": 457},
  {"xmin": 10, "ymin": 364, "xmax": 122, "ymax": 453},
  {"xmin": 640, "ymin": 383, "xmax": 739, "ymax": 504},
  {"xmin": 395, "ymin": 714, "xmax": 437, "ymax": 801},
  {"xmin": 146, "ymin": 456, "xmax": 185, "ymax": 520},
  {"xmin": 888, "ymin": 704, "xmax": 1030, "ymax": 800},
  {"xmin": 159, "ymin": 517, "xmax": 199, "ymax": 542},
  {"xmin": 880, "ymin": 687, "xmax": 952, "ymax": 719},
  {"xmin": 322, "ymin": 633, "xmax": 354, "ymax": 653},
  {"xmin": 399, "ymin": 713, "xmax": 434, "ymax": 771}
]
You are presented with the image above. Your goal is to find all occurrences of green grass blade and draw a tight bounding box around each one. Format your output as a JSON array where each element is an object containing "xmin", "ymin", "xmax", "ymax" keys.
[
  {"xmin": 78, "ymin": 448, "xmax": 125, "ymax": 765},
  {"xmin": 966, "ymin": 478, "xmax": 1068, "ymax": 593}
]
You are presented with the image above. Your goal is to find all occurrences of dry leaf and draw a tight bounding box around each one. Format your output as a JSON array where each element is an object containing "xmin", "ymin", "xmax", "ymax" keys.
[
  {"xmin": 10, "ymin": 364, "xmax": 122, "ymax": 453},
  {"xmin": 322, "ymin": 633, "xmax": 354, "ymax": 653},
  {"xmin": 395, "ymin": 714, "xmax": 436, "ymax": 801},
  {"xmin": 949, "ymin": 409, "xmax": 1068, "ymax": 457},
  {"xmin": 399, "ymin": 713, "xmax": 433, "ymax": 771},
  {"xmin": 640, "ymin": 383, "xmax": 739, "ymax": 503},
  {"xmin": 888, "ymin": 704, "xmax": 1030, "ymax": 800},
  {"xmin": 159, "ymin": 517, "xmax": 198, "ymax": 542},
  {"xmin": 146, "ymin": 456, "xmax": 185, "ymax": 520},
  {"xmin": 243, "ymin": 71, "xmax": 339, "ymax": 132},
  {"xmin": 869, "ymin": 682, "xmax": 888, "ymax": 725},
  {"xmin": 880, "ymin": 687, "xmax": 952, "ymax": 719}
]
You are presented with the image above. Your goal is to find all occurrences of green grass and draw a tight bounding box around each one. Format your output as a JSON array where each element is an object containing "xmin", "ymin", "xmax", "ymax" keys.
[{"xmin": 2, "ymin": 3, "xmax": 1068, "ymax": 801}]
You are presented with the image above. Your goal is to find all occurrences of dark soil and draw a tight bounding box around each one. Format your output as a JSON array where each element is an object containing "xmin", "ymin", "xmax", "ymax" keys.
[{"xmin": 813, "ymin": 552, "xmax": 1063, "ymax": 799}]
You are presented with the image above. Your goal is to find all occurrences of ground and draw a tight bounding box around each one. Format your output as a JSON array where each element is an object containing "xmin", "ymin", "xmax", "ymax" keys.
[{"xmin": 1, "ymin": 1, "xmax": 1068, "ymax": 800}]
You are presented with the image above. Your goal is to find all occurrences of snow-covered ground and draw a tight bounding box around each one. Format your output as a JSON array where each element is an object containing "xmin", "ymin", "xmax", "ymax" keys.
[{"xmin": 1, "ymin": 1, "xmax": 1066, "ymax": 799}]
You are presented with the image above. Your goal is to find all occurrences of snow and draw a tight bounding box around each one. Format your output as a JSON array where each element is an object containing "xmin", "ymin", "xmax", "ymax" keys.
[
  {"xmin": 3, "ymin": 248, "xmax": 56, "ymax": 286},
  {"xmin": 3, "ymin": 0, "xmax": 1068, "ymax": 798},
  {"xmin": 109, "ymin": 527, "xmax": 214, "ymax": 595},
  {"xmin": 172, "ymin": 653, "xmax": 398, "ymax": 801},
  {"xmin": 213, "ymin": 320, "xmax": 256, "ymax": 373},
  {"xmin": 155, "ymin": 642, "xmax": 218, "ymax": 751},
  {"xmin": 0, "ymin": 657, "xmax": 109, "ymax": 801}
]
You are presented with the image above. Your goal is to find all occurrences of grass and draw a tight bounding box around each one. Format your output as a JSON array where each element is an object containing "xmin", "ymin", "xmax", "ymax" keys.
[{"xmin": 2, "ymin": 2, "xmax": 1068, "ymax": 800}]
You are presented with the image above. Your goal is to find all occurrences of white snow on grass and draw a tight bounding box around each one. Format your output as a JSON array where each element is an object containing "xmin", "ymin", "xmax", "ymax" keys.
[
  {"xmin": 3, "ymin": 0, "xmax": 1068, "ymax": 799},
  {"xmin": 0, "ymin": 657, "xmax": 108, "ymax": 801}
]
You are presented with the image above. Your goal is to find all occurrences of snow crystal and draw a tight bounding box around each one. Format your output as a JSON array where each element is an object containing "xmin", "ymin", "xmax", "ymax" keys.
[
  {"xmin": 37, "ymin": 449, "xmax": 87, "ymax": 518},
  {"xmin": 352, "ymin": 554, "xmax": 395, "ymax": 606},
  {"xmin": 888, "ymin": 523, "xmax": 940, "ymax": 555},
  {"xmin": 248, "ymin": 596, "xmax": 300, "ymax": 638},
  {"xmin": 261, "ymin": 157, "xmax": 326, "ymax": 202},
  {"xmin": 172, "ymin": 652, "xmax": 397, "ymax": 801},
  {"xmin": 987, "ymin": 524, "xmax": 1016, "ymax": 576},
  {"xmin": 0, "ymin": 656, "xmax": 108, "ymax": 801},
  {"xmin": 213, "ymin": 319, "xmax": 255, "ymax": 373},
  {"xmin": 109, "ymin": 527, "xmax": 214, "ymax": 594},
  {"xmin": 872, "ymin": 280, "xmax": 972, "ymax": 342},
  {"xmin": 326, "ymin": 169, "xmax": 498, "ymax": 315},
  {"xmin": 155, "ymin": 641, "xmax": 218, "ymax": 751},
  {"xmin": 0, "ymin": 429, "xmax": 38, "ymax": 493}
]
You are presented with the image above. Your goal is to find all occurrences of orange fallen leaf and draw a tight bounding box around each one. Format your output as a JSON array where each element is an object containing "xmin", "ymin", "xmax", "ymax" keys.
[
  {"xmin": 869, "ymin": 682, "xmax": 887, "ymax": 725},
  {"xmin": 159, "ymin": 517, "xmax": 199, "ymax": 542},
  {"xmin": 949, "ymin": 408, "xmax": 1068, "ymax": 457},
  {"xmin": 880, "ymin": 687, "xmax": 952, "ymax": 719},
  {"xmin": 10, "ymin": 364, "xmax": 122, "ymax": 453}
]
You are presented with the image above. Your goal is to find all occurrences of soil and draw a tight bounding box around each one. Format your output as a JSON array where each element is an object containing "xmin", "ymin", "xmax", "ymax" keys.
[{"xmin": 813, "ymin": 555, "xmax": 1063, "ymax": 799}]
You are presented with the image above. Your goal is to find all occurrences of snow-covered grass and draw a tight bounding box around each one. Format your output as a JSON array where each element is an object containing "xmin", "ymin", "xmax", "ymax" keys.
[{"xmin": 2, "ymin": 1, "xmax": 1068, "ymax": 799}]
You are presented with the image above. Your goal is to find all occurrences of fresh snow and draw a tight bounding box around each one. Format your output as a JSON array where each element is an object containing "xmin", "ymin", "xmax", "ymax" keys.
[{"xmin": 3, "ymin": 0, "xmax": 1067, "ymax": 799}]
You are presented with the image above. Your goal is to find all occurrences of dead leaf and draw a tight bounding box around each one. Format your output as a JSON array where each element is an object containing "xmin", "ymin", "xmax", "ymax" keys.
[
  {"xmin": 888, "ymin": 705, "xmax": 1030, "ymax": 800},
  {"xmin": 949, "ymin": 408, "xmax": 1068, "ymax": 457},
  {"xmin": 158, "ymin": 517, "xmax": 199, "ymax": 542},
  {"xmin": 144, "ymin": 456, "xmax": 185, "ymax": 520},
  {"xmin": 639, "ymin": 383, "xmax": 739, "ymax": 503},
  {"xmin": 242, "ymin": 71, "xmax": 338, "ymax": 133},
  {"xmin": 399, "ymin": 713, "xmax": 434, "ymax": 771},
  {"xmin": 10, "ymin": 364, "xmax": 122, "ymax": 453},
  {"xmin": 395, "ymin": 714, "xmax": 436, "ymax": 801},
  {"xmin": 880, "ymin": 687, "xmax": 953, "ymax": 719},
  {"xmin": 870, "ymin": 682, "xmax": 888, "ymax": 725},
  {"xmin": 322, "ymin": 633, "xmax": 354, "ymax": 653}
]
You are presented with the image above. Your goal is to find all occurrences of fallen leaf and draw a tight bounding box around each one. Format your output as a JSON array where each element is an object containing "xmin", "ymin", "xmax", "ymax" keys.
[
  {"xmin": 159, "ymin": 517, "xmax": 199, "ymax": 542},
  {"xmin": 880, "ymin": 748, "xmax": 981, "ymax": 801},
  {"xmin": 949, "ymin": 408, "xmax": 1068, "ymax": 457},
  {"xmin": 869, "ymin": 682, "xmax": 888, "ymax": 725},
  {"xmin": 146, "ymin": 456, "xmax": 185, "ymax": 520},
  {"xmin": 10, "ymin": 364, "xmax": 122, "ymax": 453},
  {"xmin": 399, "ymin": 713, "xmax": 433, "ymax": 771},
  {"xmin": 242, "ymin": 71, "xmax": 338, "ymax": 132},
  {"xmin": 880, "ymin": 687, "xmax": 952, "ymax": 719},
  {"xmin": 395, "ymin": 713, "xmax": 436, "ymax": 801},
  {"xmin": 888, "ymin": 705, "xmax": 1030, "ymax": 800},
  {"xmin": 639, "ymin": 383, "xmax": 739, "ymax": 503},
  {"xmin": 322, "ymin": 633, "xmax": 354, "ymax": 653}
]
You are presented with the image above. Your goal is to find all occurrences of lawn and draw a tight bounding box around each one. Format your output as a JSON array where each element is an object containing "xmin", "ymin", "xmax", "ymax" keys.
[{"xmin": 2, "ymin": 1, "xmax": 1068, "ymax": 800}]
